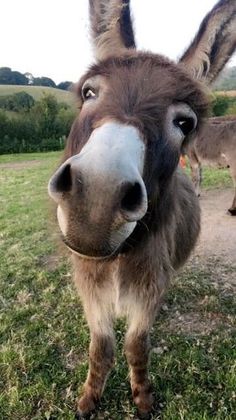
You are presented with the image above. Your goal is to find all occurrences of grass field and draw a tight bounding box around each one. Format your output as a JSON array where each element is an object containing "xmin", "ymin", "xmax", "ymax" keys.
[
  {"xmin": 0, "ymin": 85, "xmax": 76, "ymax": 108},
  {"xmin": 0, "ymin": 152, "xmax": 235, "ymax": 419}
]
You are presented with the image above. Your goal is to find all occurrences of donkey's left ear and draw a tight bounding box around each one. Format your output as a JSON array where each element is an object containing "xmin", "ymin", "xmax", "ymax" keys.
[
  {"xmin": 179, "ymin": 0, "xmax": 236, "ymax": 84},
  {"xmin": 89, "ymin": 0, "xmax": 136, "ymax": 61}
]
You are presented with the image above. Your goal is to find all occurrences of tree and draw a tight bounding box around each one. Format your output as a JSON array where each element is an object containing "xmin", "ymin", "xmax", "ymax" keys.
[
  {"xmin": 0, "ymin": 67, "xmax": 12, "ymax": 84},
  {"xmin": 57, "ymin": 81, "xmax": 73, "ymax": 91},
  {"xmin": 33, "ymin": 77, "xmax": 56, "ymax": 88},
  {"xmin": 11, "ymin": 71, "xmax": 28, "ymax": 85},
  {"xmin": 24, "ymin": 72, "xmax": 34, "ymax": 85},
  {"xmin": 0, "ymin": 67, "xmax": 28, "ymax": 85}
]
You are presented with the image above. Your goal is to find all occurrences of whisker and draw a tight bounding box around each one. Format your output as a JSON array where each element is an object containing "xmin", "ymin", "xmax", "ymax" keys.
[{"xmin": 138, "ymin": 219, "xmax": 150, "ymax": 233}]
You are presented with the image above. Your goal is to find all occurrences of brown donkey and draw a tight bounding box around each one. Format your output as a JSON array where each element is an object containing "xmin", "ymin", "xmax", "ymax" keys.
[
  {"xmin": 48, "ymin": 1, "xmax": 236, "ymax": 417},
  {"xmin": 184, "ymin": 115, "xmax": 236, "ymax": 215}
]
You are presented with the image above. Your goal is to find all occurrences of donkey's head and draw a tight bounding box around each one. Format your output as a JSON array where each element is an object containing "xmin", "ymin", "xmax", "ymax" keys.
[{"xmin": 48, "ymin": 0, "xmax": 236, "ymax": 258}]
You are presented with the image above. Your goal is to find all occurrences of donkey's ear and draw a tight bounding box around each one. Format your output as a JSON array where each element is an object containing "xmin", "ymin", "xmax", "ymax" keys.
[
  {"xmin": 89, "ymin": 0, "xmax": 135, "ymax": 61},
  {"xmin": 179, "ymin": 0, "xmax": 236, "ymax": 84}
]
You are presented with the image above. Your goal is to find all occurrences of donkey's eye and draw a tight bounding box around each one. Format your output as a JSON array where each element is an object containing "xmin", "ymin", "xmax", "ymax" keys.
[
  {"xmin": 82, "ymin": 86, "xmax": 96, "ymax": 101},
  {"xmin": 166, "ymin": 104, "xmax": 198, "ymax": 144},
  {"xmin": 174, "ymin": 117, "xmax": 196, "ymax": 136}
]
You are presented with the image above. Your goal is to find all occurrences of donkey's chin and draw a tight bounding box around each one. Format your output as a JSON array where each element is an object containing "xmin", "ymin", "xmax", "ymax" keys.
[
  {"xmin": 62, "ymin": 238, "xmax": 117, "ymax": 260},
  {"xmin": 62, "ymin": 221, "xmax": 137, "ymax": 260}
]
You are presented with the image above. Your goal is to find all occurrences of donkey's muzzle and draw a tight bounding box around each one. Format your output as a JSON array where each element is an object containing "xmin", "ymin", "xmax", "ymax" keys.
[
  {"xmin": 48, "ymin": 122, "xmax": 147, "ymax": 255},
  {"xmin": 48, "ymin": 160, "xmax": 147, "ymax": 223}
]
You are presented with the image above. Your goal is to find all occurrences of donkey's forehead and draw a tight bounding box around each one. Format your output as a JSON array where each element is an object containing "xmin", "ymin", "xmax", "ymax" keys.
[
  {"xmin": 77, "ymin": 52, "xmax": 208, "ymax": 114},
  {"xmin": 79, "ymin": 52, "xmax": 192, "ymax": 84}
]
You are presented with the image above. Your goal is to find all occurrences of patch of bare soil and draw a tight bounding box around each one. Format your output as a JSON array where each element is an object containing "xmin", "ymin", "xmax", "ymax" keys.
[
  {"xmin": 164, "ymin": 189, "xmax": 236, "ymax": 335},
  {"xmin": 195, "ymin": 189, "xmax": 236, "ymax": 265},
  {"xmin": 0, "ymin": 160, "xmax": 42, "ymax": 169}
]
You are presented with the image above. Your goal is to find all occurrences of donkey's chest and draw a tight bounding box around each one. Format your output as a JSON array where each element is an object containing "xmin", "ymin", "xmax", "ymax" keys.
[
  {"xmin": 109, "ymin": 269, "xmax": 131, "ymax": 318},
  {"xmin": 109, "ymin": 268, "xmax": 161, "ymax": 319}
]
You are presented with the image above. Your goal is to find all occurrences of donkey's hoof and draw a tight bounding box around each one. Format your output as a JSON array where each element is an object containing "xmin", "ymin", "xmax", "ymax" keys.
[
  {"xmin": 76, "ymin": 393, "xmax": 97, "ymax": 419},
  {"xmin": 136, "ymin": 409, "xmax": 152, "ymax": 419},
  {"xmin": 228, "ymin": 207, "xmax": 236, "ymax": 216},
  {"xmin": 75, "ymin": 411, "xmax": 91, "ymax": 420},
  {"xmin": 75, "ymin": 408, "xmax": 95, "ymax": 420},
  {"xmin": 133, "ymin": 385, "xmax": 154, "ymax": 419}
]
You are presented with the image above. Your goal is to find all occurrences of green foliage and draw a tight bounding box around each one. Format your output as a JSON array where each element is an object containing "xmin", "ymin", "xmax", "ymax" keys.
[
  {"xmin": 0, "ymin": 67, "xmax": 75, "ymax": 95},
  {"xmin": 0, "ymin": 91, "xmax": 35, "ymax": 112},
  {"xmin": 227, "ymin": 99, "xmax": 236, "ymax": 115},
  {"xmin": 0, "ymin": 94, "xmax": 76, "ymax": 154},
  {"xmin": 33, "ymin": 76, "xmax": 56, "ymax": 88},
  {"xmin": 0, "ymin": 85, "xmax": 76, "ymax": 107},
  {"xmin": 0, "ymin": 67, "xmax": 28, "ymax": 85},
  {"xmin": 57, "ymin": 81, "xmax": 73, "ymax": 91},
  {"xmin": 211, "ymin": 93, "xmax": 236, "ymax": 116},
  {"xmin": 212, "ymin": 95, "xmax": 230, "ymax": 116},
  {"xmin": 0, "ymin": 67, "xmax": 57, "ymax": 88}
]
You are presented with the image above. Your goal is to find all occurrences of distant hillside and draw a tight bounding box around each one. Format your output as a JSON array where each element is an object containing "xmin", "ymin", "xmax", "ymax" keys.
[
  {"xmin": 0, "ymin": 67, "xmax": 73, "ymax": 92},
  {"xmin": 0, "ymin": 85, "xmax": 77, "ymax": 109},
  {"xmin": 213, "ymin": 66, "xmax": 236, "ymax": 91}
]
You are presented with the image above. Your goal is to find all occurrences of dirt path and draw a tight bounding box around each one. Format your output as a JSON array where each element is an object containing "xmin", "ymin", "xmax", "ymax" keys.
[
  {"xmin": 195, "ymin": 189, "xmax": 236, "ymax": 265},
  {"xmin": 169, "ymin": 189, "xmax": 236, "ymax": 335}
]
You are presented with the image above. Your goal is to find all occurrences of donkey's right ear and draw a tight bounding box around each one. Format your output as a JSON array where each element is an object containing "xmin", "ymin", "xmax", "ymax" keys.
[{"xmin": 89, "ymin": 0, "xmax": 136, "ymax": 61}]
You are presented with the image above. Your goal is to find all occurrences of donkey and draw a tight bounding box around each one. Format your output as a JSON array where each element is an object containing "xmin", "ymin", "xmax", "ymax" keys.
[
  {"xmin": 184, "ymin": 115, "xmax": 236, "ymax": 215},
  {"xmin": 48, "ymin": 0, "xmax": 236, "ymax": 417}
]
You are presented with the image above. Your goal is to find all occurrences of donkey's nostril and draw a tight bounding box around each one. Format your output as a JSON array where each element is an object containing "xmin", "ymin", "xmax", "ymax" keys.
[
  {"xmin": 54, "ymin": 163, "xmax": 72, "ymax": 193},
  {"xmin": 121, "ymin": 182, "xmax": 143, "ymax": 213}
]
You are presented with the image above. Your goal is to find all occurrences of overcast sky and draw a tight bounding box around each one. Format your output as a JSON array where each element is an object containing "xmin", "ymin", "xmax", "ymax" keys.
[{"xmin": 2, "ymin": 0, "xmax": 236, "ymax": 84}]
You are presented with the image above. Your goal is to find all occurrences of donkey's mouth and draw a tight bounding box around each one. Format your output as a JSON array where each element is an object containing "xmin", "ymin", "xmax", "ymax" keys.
[{"xmin": 62, "ymin": 236, "xmax": 120, "ymax": 260}]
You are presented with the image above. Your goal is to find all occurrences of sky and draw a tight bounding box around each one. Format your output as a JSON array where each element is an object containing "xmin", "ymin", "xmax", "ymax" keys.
[{"xmin": 1, "ymin": 0, "xmax": 236, "ymax": 84}]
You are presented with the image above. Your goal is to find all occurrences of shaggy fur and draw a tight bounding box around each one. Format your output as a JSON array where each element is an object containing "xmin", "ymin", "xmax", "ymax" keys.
[
  {"xmin": 48, "ymin": 0, "xmax": 236, "ymax": 417},
  {"xmin": 180, "ymin": 0, "xmax": 236, "ymax": 82},
  {"xmin": 89, "ymin": 0, "xmax": 135, "ymax": 60}
]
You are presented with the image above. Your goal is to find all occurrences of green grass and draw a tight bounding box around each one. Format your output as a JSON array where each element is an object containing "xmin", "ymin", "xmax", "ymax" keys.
[
  {"xmin": 0, "ymin": 153, "xmax": 235, "ymax": 419},
  {"xmin": 0, "ymin": 85, "xmax": 76, "ymax": 108},
  {"xmin": 201, "ymin": 167, "xmax": 232, "ymax": 189},
  {"xmin": 0, "ymin": 151, "xmax": 61, "ymax": 164},
  {"xmin": 185, "ymin": 164, "xmax": 232, "ymax": 190}
]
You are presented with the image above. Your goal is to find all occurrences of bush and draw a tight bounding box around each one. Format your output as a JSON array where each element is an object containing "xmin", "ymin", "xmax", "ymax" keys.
[
  {"xmin": 0, "ymin": 94, "xmax": 76, "ymax": 154},
  {"xmin": 0, "ymin": 92, "xmax": 35, "ymax": 112},
  {"xmin": 212, "ymin": 95, "xmax": 230, "ymax": 116},
  {"xmin": 13, "ymin": 92, "xmax": 35, "ymax": 111}
]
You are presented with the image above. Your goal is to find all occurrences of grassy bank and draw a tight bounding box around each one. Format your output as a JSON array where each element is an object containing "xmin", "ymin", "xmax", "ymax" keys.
[{"xmin": 0, "ymin": 85, "xmax": 76, "ymax": 108}]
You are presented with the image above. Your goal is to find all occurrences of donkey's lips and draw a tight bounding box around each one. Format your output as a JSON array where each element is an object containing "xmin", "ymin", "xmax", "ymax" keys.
[{"xmin": 62, "ymin": 236, "xmax": 120, "ymax": 260}]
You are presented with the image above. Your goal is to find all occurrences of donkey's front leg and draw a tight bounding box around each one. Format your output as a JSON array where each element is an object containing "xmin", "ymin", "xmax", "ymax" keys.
[
  {"xmin": 77, "ymin": 331, "xmax": 115, "ymax": 417},
  {"xmin": 125, "ymin": 329, "xmax": 153, "ymax": 418}
]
